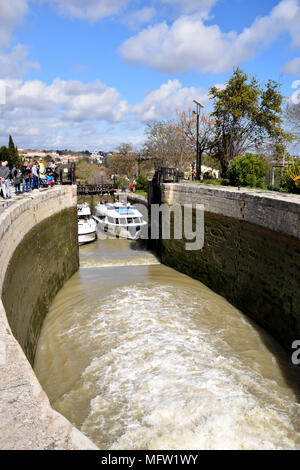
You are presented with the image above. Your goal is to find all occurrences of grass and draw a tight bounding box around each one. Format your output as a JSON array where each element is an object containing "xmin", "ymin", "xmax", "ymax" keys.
[
  {"xmin": 134, "ymin": 189, "xmax": 148, "ymax": 197},
  {"xmin": 190, "ymin": 178, "xmax": 229, "ymax": 186},
  {"xmin": 193, "ymin": 179, "xmax": 293, "ymax": 193}
]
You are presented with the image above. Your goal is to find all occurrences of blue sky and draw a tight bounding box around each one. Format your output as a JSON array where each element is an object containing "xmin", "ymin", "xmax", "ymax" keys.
[{"xmin": 0, "ymin": 0, "xmax": 299, "ymax": 151}]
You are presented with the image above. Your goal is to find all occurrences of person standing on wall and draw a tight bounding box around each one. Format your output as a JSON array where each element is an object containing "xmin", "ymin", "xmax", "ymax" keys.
[
  {"xmin": 39, "ymin": 158, "xmax": 45, "ymax": 185},
  {"xmin": 22, "ymin": 161, "xmax": 31, "ymax": 192},
  {"xmin": 50, "ymin": 160, "xmax": 57, "ymax": 182},
  {"xmin": 0, "ymin": 161, "xmax": 11, "ymax": 199},
  {"xmin": 31, "ymin": 160, "xmax": 39, "ymax": 190},
  {"xmin": 11, "ymin": 164, "xmax": 22, "ymax": 195}
]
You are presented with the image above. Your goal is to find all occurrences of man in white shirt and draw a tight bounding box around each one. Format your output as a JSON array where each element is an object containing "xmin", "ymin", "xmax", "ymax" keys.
[{"xmin": 0, "ymin": 161, "xmax": 11, "ymax": 199}]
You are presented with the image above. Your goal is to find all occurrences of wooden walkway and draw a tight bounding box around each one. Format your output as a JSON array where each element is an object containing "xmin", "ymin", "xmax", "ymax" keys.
[{"xmin": 77, "ymin": 184, "xmax": 116, "ymax": 195}]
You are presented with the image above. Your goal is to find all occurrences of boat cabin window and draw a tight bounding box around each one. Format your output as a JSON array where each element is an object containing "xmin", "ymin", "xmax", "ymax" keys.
[
  {"xmin": 107, "ymin": 216, "xmax": 114, "ymax": 224},
  {"xmin": 119, "ymin": 218, "xmax": 126, "ymax": 225},
  {"xmin": 133, "ymin": 217, "xmax": 141, "ymax": 223},
  {"xmin": 127, "ymin": 217, "xmax": 133, "ymax": 224}
]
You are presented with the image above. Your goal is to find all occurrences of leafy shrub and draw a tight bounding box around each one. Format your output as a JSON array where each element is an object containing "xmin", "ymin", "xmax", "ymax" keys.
[
  {"xmin": 202, "ymin": 171, "xmax": 214, "ymax": 179},
  {"xmin": 267, "ymin": 184, "xmax": 281, "ymax": 192},
  {"xmin": 227, "ymin": 153, "xmax": 268, "ymax": 187},
  {"xmin": 135, "ymin": 175, "xmax": 148, "ymax": 192},
  {"xmin": 280, "ymin": 159, "xmax": 300, "ymax": 194}
]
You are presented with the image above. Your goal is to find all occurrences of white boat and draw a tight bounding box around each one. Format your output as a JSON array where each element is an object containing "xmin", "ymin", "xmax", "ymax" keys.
[
  {"xmin": 93, "ymin": 201, "xmax": 147, "ymax": 240},
  {"xmin": 77, "ymin": 203, "xmax": 97, "ymax": 245}
]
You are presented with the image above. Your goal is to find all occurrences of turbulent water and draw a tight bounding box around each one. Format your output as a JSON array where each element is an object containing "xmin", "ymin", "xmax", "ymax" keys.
[{"xmin": 34, "ymin": 236, "xmax": 300, "ymax": 450}]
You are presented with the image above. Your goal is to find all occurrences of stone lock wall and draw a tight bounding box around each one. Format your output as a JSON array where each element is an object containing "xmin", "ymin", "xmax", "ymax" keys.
[
  {"xmin": 2, "ymin": 208, "xmax": 79, "ymax": 365},
  {"xmin": 160, "ymin": 183, "xmax": 300, "ymax": 352},
  {"xmin": 0, "ymin": 187, "xmax": 97, "ymax": 450}
]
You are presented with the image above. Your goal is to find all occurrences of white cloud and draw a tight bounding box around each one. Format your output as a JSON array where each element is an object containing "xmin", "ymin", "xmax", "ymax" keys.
[
  {"xmin": 49, "ymin": 0, "xmax": 218, "ymax": 22},
  {"xmin": 0, "ymin": 44, "xmax": 40, "ymax": 78},
  {"xmin": 281, "ymin": 57, "xmax": 300, "ymax": 76},
  {"xmin": 126, "ymin": 7, "xmax": 156, "ymax": 30},
  {"xmin": 1, "ymin": 77, "xmax": 210, "ymax": 131},
  {"xmin": 0, "ymin": 0, "xmax": 28, "ymax": 48},
  {"xmin": 158, "ymin": 0, "xmax": 217, "ymax": 15},
  {"xmin": 0, "ymin": 1, "xmax": 41, "ymax": 79},
  {"xmin": 0, "ymin": 76, "xmax": 213, "ymax": 149},
  {"xmin": 0, "ymin": 77, "xmax": 132, "ymax": 149},
  {"xmin": 290, "ymin": 80, "xmax": 300, "ymax": 104},
  {"xmin": 51, "ymin": 0, "xmax": 130, "ymax": 21},
  {"xmin": 1, "ymin": 77, "xmax": 128, "ymax": 121},
  {"xmin": 131, "ymin": 79, "xmax": 209, "ymax": 121},
  {"xmin": 120, "ymin": 0, "xmax": 300, "ymax": 74}
]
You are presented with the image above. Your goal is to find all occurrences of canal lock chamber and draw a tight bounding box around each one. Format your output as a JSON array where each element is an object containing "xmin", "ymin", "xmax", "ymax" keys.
[
  {"xmin": 34, "ymin": 229, "xmax": 300, "ymax": 450},
  {"xmin": 1, "ymin": 186, "xmax": 300, "ymax": 449}
]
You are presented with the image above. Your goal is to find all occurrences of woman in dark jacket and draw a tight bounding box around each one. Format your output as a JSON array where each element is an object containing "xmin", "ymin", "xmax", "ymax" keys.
[
  {"xmin": 12, "ymin": 164, "xmax": 22, "ymax": 194},
  {"xmin": 22, "ymin": 161, "xmax": 31, "ymax": 192}
]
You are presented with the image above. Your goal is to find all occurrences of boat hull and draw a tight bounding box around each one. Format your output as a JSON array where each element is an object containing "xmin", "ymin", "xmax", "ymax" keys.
[
  {"xmin": 78, "ymin": 231, "xmax": 97, "ymax": 245},
  {"xmin": 94, "ymin": 217, "xmax": 144, "ymax": 240}
]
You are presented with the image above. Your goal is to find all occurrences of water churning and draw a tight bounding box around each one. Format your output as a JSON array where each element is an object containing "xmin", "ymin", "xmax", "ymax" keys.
[{"xmin": 34, "ymin": 237, "xmax": 300, "ymax": 449}]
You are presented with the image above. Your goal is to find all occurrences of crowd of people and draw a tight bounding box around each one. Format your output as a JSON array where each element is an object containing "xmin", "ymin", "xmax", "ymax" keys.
[{"xmin": 0, "ymin": 159, "xmax": 57, "ymax": 200}]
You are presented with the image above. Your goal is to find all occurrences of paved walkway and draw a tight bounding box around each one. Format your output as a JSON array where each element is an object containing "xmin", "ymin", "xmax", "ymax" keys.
[
  {"xmin": 180, "ymin": 180, "xmax": 300, "ymax": 204},
  {"xmin": 117, "ymin": 190, "xmax": 147, "ymax": 204},
  {"xmin": 0, "ymin": 187, "xmax": 54, "ymax": 214}
]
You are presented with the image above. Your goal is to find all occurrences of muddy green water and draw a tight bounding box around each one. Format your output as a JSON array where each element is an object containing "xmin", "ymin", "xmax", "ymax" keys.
[{"xmin": 34, "ymin": 236, "xmax": 300, "ymax": 450}]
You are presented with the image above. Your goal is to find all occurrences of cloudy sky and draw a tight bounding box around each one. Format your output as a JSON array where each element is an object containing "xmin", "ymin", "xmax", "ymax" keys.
[{"xmin": 0, "ymin": 0, "xmax": 299, "ymax": 151}]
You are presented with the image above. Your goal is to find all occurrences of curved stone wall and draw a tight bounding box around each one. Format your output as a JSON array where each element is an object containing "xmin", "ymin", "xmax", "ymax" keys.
[
  {"xmin": 162, "ymin": 183, "xmax": 300, "ymax": 352},
  {"xmin": 0, "ymin": 187, "xmax": 97, "ymax": 450}
]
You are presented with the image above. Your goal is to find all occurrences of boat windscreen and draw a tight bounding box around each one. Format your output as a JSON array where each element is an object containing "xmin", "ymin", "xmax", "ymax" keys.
[{"xmin": 115, "ymin": 208, "xmax": 134, "ymax": 215}]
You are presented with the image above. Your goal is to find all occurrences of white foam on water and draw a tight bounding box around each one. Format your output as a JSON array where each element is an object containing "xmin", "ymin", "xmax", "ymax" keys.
[
  {"xmin": 80, "ymin": 257, "xmax": 160, "ymax": 268},
  {"xmin": 79, "ymin": 243, "xmax": 160, "ymax": 269},
  {"xmin": 35, "ymin": 282, "xmax": 300, "ymax": 450}
]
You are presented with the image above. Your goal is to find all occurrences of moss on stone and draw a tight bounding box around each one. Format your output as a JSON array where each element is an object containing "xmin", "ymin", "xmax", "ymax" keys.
[
  {"xmin": 161, "ymin": 209, "xmax": 300, "ymax": 351},
  {"xmin": 2, "ymin": 207, "xmax": 79, "ymax": 365}
]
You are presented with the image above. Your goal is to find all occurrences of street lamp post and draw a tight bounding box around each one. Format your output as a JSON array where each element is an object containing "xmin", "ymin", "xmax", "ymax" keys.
[
  {"xmin": 193, "ymin": 100, "xmax": 204, "ymax": 180},
  {"xmin": 137, "ymin": 153, "xmax": 142, "ymax": 178}
]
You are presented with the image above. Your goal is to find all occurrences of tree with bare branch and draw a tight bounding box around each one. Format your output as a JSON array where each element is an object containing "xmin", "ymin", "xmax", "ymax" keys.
[
  {"xmin": 174, "ymin": 109, "xmax": 216, "ymax": 169},
  {"xmin": 286, "ymin": 101, "xmax": 300, "ymax": 148}
]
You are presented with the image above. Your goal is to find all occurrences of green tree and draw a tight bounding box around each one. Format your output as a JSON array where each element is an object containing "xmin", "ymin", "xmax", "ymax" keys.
[
  {"xmin": 8, "ymin": 135, "xmax": 20, "ymax": 166},
  {"xmin": 135, "ymin": 175, "xmax": 148, "ymax": 192},
  {"xmin": 0, "ymin": 145, "xmax": 9, "ymax": 163},
  {"xmin": 281, "ymin": 158, "xmax": 300, "ymax": 194},
  {"xmin": 227, "ymin": 153, "xmax": 268, "ymax": 187},
  {"xmin": 209, "ymin": 67, "xmax": 291, "ymax": 177}
]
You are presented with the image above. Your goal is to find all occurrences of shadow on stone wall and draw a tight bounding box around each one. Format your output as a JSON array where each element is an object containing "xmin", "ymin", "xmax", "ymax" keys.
[
  {"xmin": 1, "ymin": 207, "xmax": 79, "ymax": 366},
  {"xmin": 161, "ymin": 209, "xmax": 300, "ymax": 400}
]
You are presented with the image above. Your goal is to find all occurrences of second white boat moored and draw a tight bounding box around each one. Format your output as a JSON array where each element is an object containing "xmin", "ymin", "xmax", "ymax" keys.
[{"xmin": 78, "ymin": 203, "xmax": 97, "ymax": 245}]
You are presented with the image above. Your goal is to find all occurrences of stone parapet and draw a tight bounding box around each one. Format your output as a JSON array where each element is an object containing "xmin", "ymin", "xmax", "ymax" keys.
[
  {"xmin": 161, "ymin": 183, "xmax": 300, "ymax": 352},
  {"xmin": 0, "ymin": 187, "xmax": 97, "ymax": 450},
  {"xmin": 163, "ymin": 183, "xmax": 300, "ymax": 240}
]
